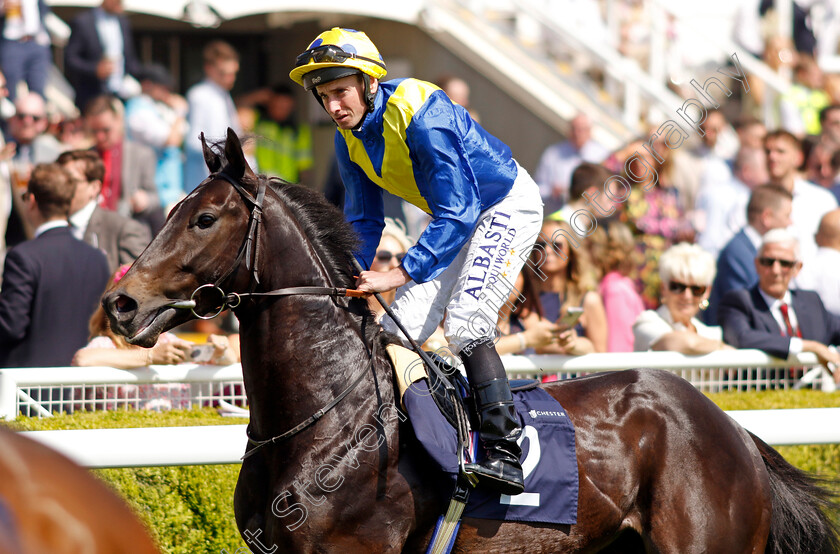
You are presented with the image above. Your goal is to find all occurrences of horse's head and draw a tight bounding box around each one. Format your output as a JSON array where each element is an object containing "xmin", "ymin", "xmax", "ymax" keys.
[{"xmin": 103, "ymin": 128, "xmax": 259, "ymax": 347}]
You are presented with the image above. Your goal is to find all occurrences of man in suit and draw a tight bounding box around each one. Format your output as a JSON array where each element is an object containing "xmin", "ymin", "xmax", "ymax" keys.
[
  {"xmin": 84, "ymin": 94, "xmax": 164, "ymax": 236},
  {"xmin": 0, "ymin": 0, "xmax": 51, "ymax": 101},
  {"xmin": 719, "ymin": 229, "xmax": 840, "ymax": 374},
  {"xmin": 705, "ymin": 184, "xmax": 792, "ymax": 324},
  {"xmin": 0, "ymin": 163, "xmax": 110, "ymax": 368},
  {"xmin": 64, "ymin": 0, "xmax": 141, "ymax": 111},
  {"xmin": 58, "ymin": 149, "xmax": 150, "ymax": 273}
]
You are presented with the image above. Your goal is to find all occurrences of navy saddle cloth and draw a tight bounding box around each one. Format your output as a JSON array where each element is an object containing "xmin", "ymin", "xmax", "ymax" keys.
[{"xmin": 403, "ymin": 377, "xmax": 578, "ymax": 525}]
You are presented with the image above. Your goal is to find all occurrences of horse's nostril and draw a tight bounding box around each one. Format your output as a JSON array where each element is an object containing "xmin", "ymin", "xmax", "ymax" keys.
[{"xmin": 115, "ymin": 295, "xmax": 138, "ymax": 314}]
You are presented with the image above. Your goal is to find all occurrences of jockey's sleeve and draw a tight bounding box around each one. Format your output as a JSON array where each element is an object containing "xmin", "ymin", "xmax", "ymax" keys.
[{"xmin": 399, "ymin": 98, "xmax": 482, "ymax": 283}]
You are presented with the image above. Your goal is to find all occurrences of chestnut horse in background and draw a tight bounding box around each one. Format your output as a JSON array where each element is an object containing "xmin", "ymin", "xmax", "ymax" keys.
[
  {"xmin": 103, "ymin": 129, "xmax": 838, "ymax": 553},
  {"xmin": 0, "ymin": 426, "xmax": 159, "ymax": 554}
]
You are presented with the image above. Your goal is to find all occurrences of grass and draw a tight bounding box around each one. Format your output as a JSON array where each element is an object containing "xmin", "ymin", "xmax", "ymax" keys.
[{"xmin": 3, "ymin": 390, "xmax": 840, "ymax": 553}]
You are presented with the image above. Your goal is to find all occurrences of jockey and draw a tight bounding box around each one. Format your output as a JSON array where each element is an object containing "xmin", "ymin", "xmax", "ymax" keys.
[{"xmin": 290, "ymin": 27, "xmax": 543, "ymax": 495}]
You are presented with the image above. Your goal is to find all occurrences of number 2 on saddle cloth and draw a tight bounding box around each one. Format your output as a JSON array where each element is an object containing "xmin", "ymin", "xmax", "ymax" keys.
[{"xmin": 399, "ymin": 355, "xmax": 578, "ymax": 525}]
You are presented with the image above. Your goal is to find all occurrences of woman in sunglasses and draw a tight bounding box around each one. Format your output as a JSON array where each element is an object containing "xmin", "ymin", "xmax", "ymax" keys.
[
  {"xmin": 531, "ymin": 218, "xmax": 607, "ymax": 356},
  {"xmin": 633, "ymin": 243, "xmax": 734, "ymax": 353},
  {"xmin": 290, "ymin": 28, "xmax": 545, "ymax": 495},
  {"xmin": 368, "ymin": 218, "xmax": 411, "ymax": 317}
]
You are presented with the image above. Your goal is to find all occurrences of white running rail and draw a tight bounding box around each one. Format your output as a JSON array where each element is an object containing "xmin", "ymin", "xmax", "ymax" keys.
[
  {"xmin": 17, "ymin": 407, "xmax": 840, "ymax": 468},
  {"xmin": 0, "ymin": 350, "xmax": 832, "ymax": 420}
]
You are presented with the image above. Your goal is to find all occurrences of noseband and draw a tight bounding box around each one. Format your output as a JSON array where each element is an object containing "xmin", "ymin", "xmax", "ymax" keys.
[
  {"xmin": 162, "ymin": 170, "xmax": 375, "ymax": 457},
  {"xmin": 165, "ymin": 171, "xmax": 366, "ymax": 319}
]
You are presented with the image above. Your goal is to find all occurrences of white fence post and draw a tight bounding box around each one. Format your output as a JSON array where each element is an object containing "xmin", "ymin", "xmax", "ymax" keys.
[{"xmin": 0, "ymin": 370, "xmax": 17, "ymax": 421}]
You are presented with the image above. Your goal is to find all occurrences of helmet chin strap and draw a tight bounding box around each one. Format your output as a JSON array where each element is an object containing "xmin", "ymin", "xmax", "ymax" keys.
[{"xmin": 363, "ymin": 74, "xmax": 375, "ymax": 111}]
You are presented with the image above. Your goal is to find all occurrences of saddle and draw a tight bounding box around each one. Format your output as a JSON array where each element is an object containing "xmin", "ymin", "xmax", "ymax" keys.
[{"xmin": 386, "ymin": 343, "xmax": 578, "ymax": 553}]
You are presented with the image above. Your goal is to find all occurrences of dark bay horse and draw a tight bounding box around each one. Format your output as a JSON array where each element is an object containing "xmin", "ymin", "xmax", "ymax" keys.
[
  {"xmin": 0, "ymin": 425, "xmax": 160, "ymax": 554},
  {"xmin": 103, "ymin": 129, "xmax": 838, "ymax": 553}
]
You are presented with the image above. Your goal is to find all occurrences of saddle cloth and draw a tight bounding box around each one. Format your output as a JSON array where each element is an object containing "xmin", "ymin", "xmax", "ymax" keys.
[{"xmin": 389, "ymin": 345, "xmax": 578, "ymax": 525}]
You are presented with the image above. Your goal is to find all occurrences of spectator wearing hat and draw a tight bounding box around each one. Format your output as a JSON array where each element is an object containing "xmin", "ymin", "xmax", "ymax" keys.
[{"xmin": 125, "ymin": 64, "xmax": 187, "ymax": 212}]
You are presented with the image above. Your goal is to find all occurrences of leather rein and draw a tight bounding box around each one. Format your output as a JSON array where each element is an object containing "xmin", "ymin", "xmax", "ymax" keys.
[
  {"xmin": 163, "ymin": 171, "xmax": 374, "ymax": 458},
  {"xmin": 164, "ymin": 172, "xmax": 366, "ymax": 320}
]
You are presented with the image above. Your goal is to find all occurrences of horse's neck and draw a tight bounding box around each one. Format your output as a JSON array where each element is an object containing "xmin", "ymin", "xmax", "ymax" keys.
[
  {"xmin": 237, "ymin": 213, "xmax": 398, "ymax": 455},
  {"xmin": 237, "ymin": 203, "xmax": 405, "ymax": 479},
  {"xmin": 239, "ymin": 305, "xmax": 401, "ymax": 473}
]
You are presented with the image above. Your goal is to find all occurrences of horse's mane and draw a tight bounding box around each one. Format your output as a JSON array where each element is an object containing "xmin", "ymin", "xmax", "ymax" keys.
[
  {"xmin": 260, "ymin": 175, "xmax": 390, "ymax": 348},
  {"xmin": 262, "ymin": 175, "xmax": 360, "ymax": 289}
]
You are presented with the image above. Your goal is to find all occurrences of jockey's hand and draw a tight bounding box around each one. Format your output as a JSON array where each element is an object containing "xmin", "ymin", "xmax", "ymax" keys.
[{"xmin": 356, "ymin": 266, "xmax": 411, "ymax": 294}]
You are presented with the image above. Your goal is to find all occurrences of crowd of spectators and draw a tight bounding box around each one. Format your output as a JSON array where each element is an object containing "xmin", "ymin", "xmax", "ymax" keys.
[
  {"xmin": 527, "ymin": 56, "xmax": 840, "ymax": 386},
  {"xmin": 1, "ymin": 0, "xmax": 839, "ymax": 398},
  {"xmin": 527, "ymin": 116, "xmax": 840, "ymax": 383},
  {"xmin": 0, "ymin": 1, "xmax": 309, "ymax": 377}
]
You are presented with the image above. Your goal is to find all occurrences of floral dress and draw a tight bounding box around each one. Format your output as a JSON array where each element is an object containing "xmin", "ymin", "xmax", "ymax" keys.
[{"xmin": 621, "ymin": 185, "xmax": 693, "ymax": 309}]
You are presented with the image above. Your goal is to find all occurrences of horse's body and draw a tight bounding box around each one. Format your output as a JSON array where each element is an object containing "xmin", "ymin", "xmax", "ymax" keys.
[
  {"xmin": 104, "ymin": 130, "xmax": 838, "ymax": 553},
  {"xmin": 0, "ymin": 426, "xmax": 160, "ymax": 554}
]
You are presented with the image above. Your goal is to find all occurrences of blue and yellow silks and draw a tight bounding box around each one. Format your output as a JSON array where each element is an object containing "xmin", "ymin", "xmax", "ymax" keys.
[{"xmin": 337, "ymin": 78, "xmax": 517, "ymax": 283}]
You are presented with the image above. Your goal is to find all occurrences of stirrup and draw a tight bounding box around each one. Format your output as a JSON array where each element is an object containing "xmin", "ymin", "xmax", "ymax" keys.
[{"xmin": 464, "ymin": 459, "xmax": 524, "ymax": 496}]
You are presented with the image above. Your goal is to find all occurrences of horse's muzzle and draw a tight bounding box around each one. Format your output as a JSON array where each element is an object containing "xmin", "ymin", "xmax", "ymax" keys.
[{"xmin": 102, "ymin": 290, "xmax": 139, "ymax": 333}]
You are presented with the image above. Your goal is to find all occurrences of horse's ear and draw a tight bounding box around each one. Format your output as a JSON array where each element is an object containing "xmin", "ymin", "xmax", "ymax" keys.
[
  {"xmin": 201, "ymin": 133, "xmax": 222, "ymax": 173},
  {"xmin": 223, "ymin": 127, "xmax": 256, "ymax": 181}
]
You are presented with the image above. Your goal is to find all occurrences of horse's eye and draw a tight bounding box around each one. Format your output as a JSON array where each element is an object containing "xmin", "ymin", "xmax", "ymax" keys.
[{"xmin": 197, "ymin": 214, "xmax": 216, "ymax": 229}]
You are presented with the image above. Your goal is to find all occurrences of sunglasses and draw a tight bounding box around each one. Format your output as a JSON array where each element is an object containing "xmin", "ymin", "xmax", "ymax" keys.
[
  {"xmin": 295, "ymin": 45, "xmax": 385, "ymax": 69},
  {"xmin": 757, "ymin": 257, "xmax": 797, "ymax": 269},
  {"xmin": 668, "ymin": 281, "xmax": 707, "ymax": 297},
  {"xmin": 20, "ymin": 190, "xmax": 31, "ymax": 201},
  {"xmin": 14, "ymin": 112, "xmax": 44, "ymax": 121},
  {"xmin": 536, "ymin": 240, "xmax": 565, "ymax": 251},
  {"xmin": 375, "ymin": 250, "xmax": 405, "ymax": 263}
]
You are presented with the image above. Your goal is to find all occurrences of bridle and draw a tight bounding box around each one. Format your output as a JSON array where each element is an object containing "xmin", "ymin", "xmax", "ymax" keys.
[
  {"xmin": 164, "ymin": 170, "xmax": 374, "ymax": 458},
  {"xmin": 164, "ymin": 171, "xmax": 367, "ymax": 320}
]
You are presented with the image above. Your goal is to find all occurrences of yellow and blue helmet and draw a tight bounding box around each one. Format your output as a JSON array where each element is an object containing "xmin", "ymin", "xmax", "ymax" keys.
[{"xmin": 289, "ymin": 28, "xmax": 386, "ymax": 92}]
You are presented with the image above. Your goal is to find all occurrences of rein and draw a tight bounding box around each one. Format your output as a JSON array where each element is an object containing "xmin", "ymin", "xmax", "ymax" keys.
[
  {"xmin": 242, "ymin": 356, "xmax": 374, "ymax": 460},
  {"xmin": 163, "ymin": 171, "xmax": 366, "ymax": 319},
  {"xmin": 164, "ymin": 170, "xmax": 375, "ymax": 456}
]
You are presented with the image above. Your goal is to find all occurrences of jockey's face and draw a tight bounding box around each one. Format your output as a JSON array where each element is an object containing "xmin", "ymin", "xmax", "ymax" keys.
[{"xmin": 316, "ymin": 75, "xmax": 377, "ymax": 130}]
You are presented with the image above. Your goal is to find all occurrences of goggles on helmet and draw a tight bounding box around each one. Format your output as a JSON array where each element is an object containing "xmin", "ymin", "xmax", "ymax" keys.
[{"xmin": 294, "ymin": 45, "xmax": 385, "ymax": 71}]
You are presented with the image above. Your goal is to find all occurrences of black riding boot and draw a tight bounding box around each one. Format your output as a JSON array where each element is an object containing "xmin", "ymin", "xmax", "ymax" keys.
[{"xmin": 460, "ymin": 337, "xmax": 524, "ymax": 495}]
